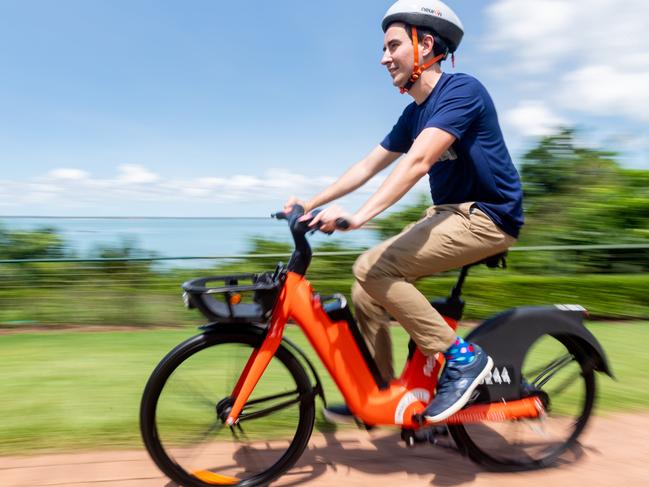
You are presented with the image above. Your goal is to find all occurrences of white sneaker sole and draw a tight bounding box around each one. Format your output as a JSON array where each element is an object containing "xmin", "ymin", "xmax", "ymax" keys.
[{"xmin": 424, "ymin": 356, "xmax": 494, "ymax": 424}]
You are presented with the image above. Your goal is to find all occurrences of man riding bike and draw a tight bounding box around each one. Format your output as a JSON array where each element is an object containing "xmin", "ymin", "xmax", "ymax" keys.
[{"xmin": 284, "ymin": 0, "xmax": 524, "ymax": 424}]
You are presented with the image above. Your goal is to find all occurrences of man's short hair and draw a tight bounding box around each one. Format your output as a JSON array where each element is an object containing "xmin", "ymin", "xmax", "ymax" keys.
[{"xmin": 391, "ymin": 22, "xmax": 450, "ymax": 61}]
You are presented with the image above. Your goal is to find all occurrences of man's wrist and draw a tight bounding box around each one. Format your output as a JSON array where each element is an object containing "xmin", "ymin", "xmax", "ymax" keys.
[{"xmin": 353, "ymin": 211, "xmax": 371, "ymax": 228}]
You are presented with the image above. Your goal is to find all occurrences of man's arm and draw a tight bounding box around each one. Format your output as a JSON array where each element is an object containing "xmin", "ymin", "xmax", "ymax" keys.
[
  {"xmin": 353, "ymin": 128, "xmax": 455, "ymax": 225},
  {"xmin": 303, "ymin": 145, "xmax": 401, "ymax": 212}
]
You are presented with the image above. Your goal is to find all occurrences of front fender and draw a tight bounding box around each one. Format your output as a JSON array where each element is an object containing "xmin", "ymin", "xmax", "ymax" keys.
[{"xmin": 466, "ymin": 306, "xmax": 613, "ymax": 403}]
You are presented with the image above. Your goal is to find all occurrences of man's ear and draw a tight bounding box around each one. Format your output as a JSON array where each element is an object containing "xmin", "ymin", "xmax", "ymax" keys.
[{"xmin": 422, "ymin": 34, "xmax": 435, "ymax": 58}]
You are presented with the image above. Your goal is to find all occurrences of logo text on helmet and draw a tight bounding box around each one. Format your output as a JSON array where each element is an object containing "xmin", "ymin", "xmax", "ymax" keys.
[{"xmin": 421, "ymin": 7, "xmax": 443, "ymax": 17}]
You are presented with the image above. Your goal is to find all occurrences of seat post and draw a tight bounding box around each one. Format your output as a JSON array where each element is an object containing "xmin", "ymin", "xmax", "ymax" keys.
[{"xmin": 451, "ymin": 265, "xmax": 470, "ymax": 300}]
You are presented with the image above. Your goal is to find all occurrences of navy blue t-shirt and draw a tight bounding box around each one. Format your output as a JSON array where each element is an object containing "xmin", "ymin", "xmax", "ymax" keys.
[{"xmin": 380, "ymin": 72, "xmax": 524, "ymax": 238}]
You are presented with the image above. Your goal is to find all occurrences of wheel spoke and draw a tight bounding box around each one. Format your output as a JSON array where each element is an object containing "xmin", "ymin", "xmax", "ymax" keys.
[
  {"xmin": 546, "ymin": 370, "xmax": 581, "ymax": 397},
  {"xmin": 525, "ymin": 354, "xmax": 568, "ymax": 378},
  {"xmin": 234, "ymin": 424, "xmax": 266, "ymax": 475},
  {"xmin": 240, "ymin": 395, "xmax": 303, "ymax": 422},
  {"xmin": 530, "ymin": 354, "xmax": 574, "ymax": 389},
  {"xmin": 170, "ymin": 420, "xmax": 226, "ymax": 469},
  {"xmin": 244, "ymin": 389, "xmax": 300, "ymax": 407},
  {"xmin": 168, "ymin": 374, "xmax": 217, "ymax": 408}
]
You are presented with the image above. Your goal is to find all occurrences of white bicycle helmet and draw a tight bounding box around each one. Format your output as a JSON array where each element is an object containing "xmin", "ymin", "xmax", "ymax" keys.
[
  {"xmin": 382, "ymin": 0, "xmax": 464, "ymax": 93},
  {"xmin": 382, "ymin": 0, "xmax": 464, "ymax": 53}
]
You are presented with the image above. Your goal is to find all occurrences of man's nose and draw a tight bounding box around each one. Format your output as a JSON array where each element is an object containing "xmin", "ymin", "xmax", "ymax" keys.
[{"xmin": 380, "ymin": 51, "xmax": 391, "ymax": 65}]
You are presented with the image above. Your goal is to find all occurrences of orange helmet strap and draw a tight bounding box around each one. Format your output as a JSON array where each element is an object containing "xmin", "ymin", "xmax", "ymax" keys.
[{"xmin": 400, "ymin": 25, "xmax": 446, "ymax": 94}]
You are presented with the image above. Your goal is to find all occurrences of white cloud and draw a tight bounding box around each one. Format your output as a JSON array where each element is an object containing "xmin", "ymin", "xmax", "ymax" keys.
[
  {"xmin": 503, "ymin": 100, "xmax": 566, "ymax": 137},
  {"xmin": 485, "ymin": 0, "xmax": 649, "ymax": 72},
  {"xmin": 485, "ymin": 0, "xmax": 576, "ymax": 73},
  {"xmin": 117, "ymin": 164, "xmax": 159, "ymax": 184},
  {"xmin": 557, "ymin": 65, "xmax": 649, "ymax": 122},
  {"xmin": 485, "ymin": 0, "xmax": 649, "ymax": 124},
  {"xmin": 48, "ymin": 168, "xmax": 89, "ymax": 180},
  {"xmin": 0, "ymin": 166, "xmax": 353, "ymax": 212}
]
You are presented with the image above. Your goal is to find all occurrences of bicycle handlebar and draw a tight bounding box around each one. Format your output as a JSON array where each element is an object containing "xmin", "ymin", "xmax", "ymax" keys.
[
  {"xmin": 270, "ymin": 205, "xmax": 351, "ymax": 275},
  {"xmin": 271, "ymin": 207, "xmax": 350, "ymax": 233}
]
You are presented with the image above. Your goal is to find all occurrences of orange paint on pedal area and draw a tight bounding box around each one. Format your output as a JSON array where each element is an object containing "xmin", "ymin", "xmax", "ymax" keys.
[{"xmin": 444, "ymin": 396, "xmax": 544, "ymax": 424}]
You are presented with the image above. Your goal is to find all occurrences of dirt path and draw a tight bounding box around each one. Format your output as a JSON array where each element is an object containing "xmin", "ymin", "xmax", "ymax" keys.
[{"xmin": 2, "ymin": 412, "xmax": 648, "ymax": 487}]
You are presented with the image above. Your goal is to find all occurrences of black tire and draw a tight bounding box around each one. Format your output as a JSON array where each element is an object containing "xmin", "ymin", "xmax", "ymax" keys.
[
  {"xmin": 449, "ymin": 334, "xmax": 596, "ymax": 471},
  {"xmin": 140, "ymin": 329, "xmax": 316, "ymax": 486}
]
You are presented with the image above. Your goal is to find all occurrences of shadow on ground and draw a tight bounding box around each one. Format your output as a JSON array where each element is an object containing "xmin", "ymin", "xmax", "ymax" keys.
[{"xmin": 163, "ymin": 423, "xmax": 585, "ymax": 487}]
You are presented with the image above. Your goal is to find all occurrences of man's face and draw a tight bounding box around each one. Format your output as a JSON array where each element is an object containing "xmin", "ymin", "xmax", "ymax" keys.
[{"xmin": 381, "ymin": 23, "xmax": 413, "ymax": 87}]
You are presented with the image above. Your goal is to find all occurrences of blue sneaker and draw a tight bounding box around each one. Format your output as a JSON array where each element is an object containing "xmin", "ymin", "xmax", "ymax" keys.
[{"xmin": 423, "ymin": 344, "xmax": 493, "ymax": 423}]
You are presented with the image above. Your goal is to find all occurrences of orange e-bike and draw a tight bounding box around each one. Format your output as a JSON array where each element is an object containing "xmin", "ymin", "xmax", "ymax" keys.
[{"xmin": 140, "ymin": 207, "xmax": 613, "ymax": 487}]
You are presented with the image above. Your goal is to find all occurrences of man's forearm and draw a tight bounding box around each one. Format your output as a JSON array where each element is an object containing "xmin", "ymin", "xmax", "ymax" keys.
[
  {"xmin": 354, "ymin": 156, "xmax": 430, "ymax": 225},
  {"xmin": 353, "ymin": 128, "xmax": 455, "ymax": 225},
  {"xmin": 306, "ymin": 162, "xmax": 373, "ymax": 211},
  {"xmin": 305, "ymin": 146, "xmax": 399, "ymax": 211}
]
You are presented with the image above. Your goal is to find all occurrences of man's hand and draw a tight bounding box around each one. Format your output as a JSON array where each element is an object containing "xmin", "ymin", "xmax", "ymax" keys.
[
  {"xmin": 306, "ymin": 205, "xmax": 362, "ymax": 233},
  {"xmin": 283, "ymin": 196, "xmax": 308, "ymax": 215}
]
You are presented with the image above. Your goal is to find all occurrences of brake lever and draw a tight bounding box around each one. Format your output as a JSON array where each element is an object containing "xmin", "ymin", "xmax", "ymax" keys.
[{"xmin": 307, "ymin": 213, "xmax": 348, "ymax": 235}]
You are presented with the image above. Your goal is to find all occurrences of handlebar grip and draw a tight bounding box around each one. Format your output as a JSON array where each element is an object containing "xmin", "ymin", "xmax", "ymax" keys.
[
  {"xmin": 335, "ymin": 218, "xmax": 350, "ymax": 230},
  {"xmin": 272, "ymin": 204, "xmax": 305, "ymax": 221}
]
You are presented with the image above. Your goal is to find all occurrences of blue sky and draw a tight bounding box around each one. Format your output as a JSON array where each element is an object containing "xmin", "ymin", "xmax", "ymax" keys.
[{"xmin": 1, "ymin": 0, "xmax": 647, "ymax": 217}]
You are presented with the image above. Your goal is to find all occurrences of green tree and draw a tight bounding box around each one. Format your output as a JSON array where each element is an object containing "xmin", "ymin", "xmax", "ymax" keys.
[
  {"xmin": 518, "ymin": 128, "xmax": 648, "ymax": 248},
  {"xmin": 0, "ymin": 225, "xmax": 66, "ymax": 260}
]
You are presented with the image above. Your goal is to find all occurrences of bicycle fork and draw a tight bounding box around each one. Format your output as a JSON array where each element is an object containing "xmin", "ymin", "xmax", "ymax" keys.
[{"xmin": 225, "ymin": 288, "xmax": 292, "ymax": 425}]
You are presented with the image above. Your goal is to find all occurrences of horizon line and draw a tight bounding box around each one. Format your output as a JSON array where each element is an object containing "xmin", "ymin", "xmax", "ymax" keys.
[{"xmin": 0, "ymin": 215, "xmax": 272, "ymax": 220}]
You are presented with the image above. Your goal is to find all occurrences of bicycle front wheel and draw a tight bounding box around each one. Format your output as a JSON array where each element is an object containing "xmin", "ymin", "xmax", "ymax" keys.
[{"xmin": 140, "ymin": 329, "xmax": 316, "ymax": 487}]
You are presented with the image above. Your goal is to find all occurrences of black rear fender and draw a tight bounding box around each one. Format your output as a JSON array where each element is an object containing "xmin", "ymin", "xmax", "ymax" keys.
[{"xmin": 466, "ymin": 306, "xmax": 613, "ymax": 403}]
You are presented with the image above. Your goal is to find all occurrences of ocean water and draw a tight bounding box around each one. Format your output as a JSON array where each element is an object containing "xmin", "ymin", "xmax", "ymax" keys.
[{"xmin": 0, "ymin": 217, "xmax": 380, "ymax": 259}]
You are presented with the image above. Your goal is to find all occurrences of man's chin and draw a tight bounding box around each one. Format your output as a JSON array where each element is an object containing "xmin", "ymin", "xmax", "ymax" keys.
[{"xmin": 388, "ymin": 72, "xmax": 409, "ymax": 87}]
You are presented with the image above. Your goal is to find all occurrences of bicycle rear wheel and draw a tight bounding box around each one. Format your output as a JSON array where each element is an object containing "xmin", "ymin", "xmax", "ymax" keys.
[
  {"xmin": 140, "ymin": 329, "xmax": 316, "ymax": 487},
  {"xmin": 449, "ymin": 334, "xmax": 596, "ymax": 470}
]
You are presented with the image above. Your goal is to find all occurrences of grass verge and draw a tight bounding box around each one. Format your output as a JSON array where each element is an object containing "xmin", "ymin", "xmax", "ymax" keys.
[{"xmin": 0, "ymin": 322, "xmax": 646, "ymax": 455}]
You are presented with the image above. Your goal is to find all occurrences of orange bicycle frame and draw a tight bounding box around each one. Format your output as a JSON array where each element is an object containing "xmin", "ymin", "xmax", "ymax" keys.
[{"xmin": 226, "ymin": 271, "xmax": 543, "ymax": 428}]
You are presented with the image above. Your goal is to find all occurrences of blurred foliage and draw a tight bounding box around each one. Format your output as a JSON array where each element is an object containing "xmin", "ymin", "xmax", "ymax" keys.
[
  {"xmin": 2, "ymin": 260, "xmax": 647, "ymax": 326},
  {"xmin": 89, "ymin": 237, "xmax": 157, "ymax": 277},
  {"xmin": 0, "ymin": 127, "xmax": 648, "ymax": 326},
  {"xmin": 0, "ymin": 224, "xmax": 66, "ymax": 260},
  {"xmin": 518, "ymin": 128, "xmax": 649, "ymax": 247},
  {"xmin": 237, "ymin": 237, "xmax": 361, "ymax": 280}
]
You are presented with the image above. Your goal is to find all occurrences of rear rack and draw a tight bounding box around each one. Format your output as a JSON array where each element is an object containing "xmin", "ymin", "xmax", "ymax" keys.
[{"xmin": 182, "ymin": 272, "xmax": 281, "ymax": 324}]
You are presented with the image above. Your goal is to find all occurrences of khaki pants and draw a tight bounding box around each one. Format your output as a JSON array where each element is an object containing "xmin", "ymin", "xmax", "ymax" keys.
[{"xmin": 352, "ymin": 202, "xmax": 516, "ymax": 382}]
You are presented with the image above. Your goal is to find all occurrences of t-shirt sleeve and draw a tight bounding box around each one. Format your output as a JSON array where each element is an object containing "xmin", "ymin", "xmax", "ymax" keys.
[
  {"xmin": 380, "ymin": 106, "xmax": 414, "ymax": 154},
  {"xmin": 424, "ymin": 79, "xmax": 484, "ymax": 139}
]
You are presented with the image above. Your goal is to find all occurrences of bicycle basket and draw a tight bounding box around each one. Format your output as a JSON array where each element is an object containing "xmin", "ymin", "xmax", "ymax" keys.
[{"xmin": 182, "ymin": 272, "xmax": 280, "ymax": 324}]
